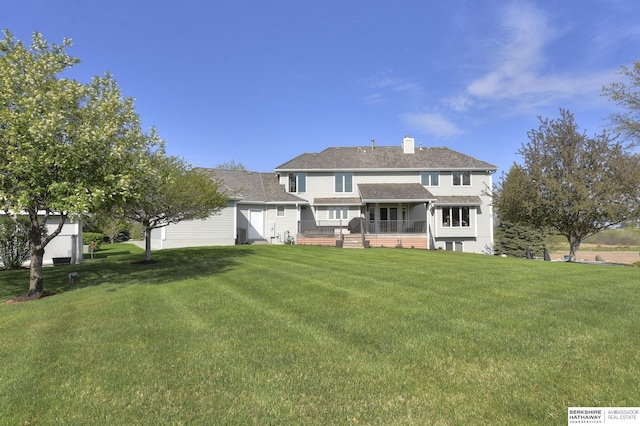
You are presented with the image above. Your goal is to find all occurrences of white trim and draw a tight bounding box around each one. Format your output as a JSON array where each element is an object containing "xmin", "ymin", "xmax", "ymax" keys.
[{"xmin": 276, "ymin": 167, "xmax": 497, "ymax": 173}]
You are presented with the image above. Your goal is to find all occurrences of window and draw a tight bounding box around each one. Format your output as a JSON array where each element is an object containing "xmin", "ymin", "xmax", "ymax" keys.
[
  {"xmin": 452, "ymin": 171, "xmax": 471, "ymax": 186},
  {"xmin": 276, "ymin": 205, "xmax": 285, "ymax": 217},
  {"xmin": 421, "ymin": 171, "xmax": 439, "ymax": 186},
  {"xmin": 442, "ymin": 207, "xmax": 470, "ymax": 227},
  {"xmin": 335, "ymin": 173, "xmax": 353, "ymax": 193},
  {"xmin": 289, "ymin": 173, "xmax": 306, "ymax": 193},
  {"xmin": 445, "ymin": 241, "xmax": 463, "ymax": 251},
  {"xmin": 328, "ymin": 207, "xmax": 348, "ymax": 220}
]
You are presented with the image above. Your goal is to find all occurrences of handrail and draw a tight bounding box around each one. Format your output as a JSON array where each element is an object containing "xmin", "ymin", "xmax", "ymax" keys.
[{"xmin": 298, "ymin": 219, "xmax": 427, "ymax": 235}]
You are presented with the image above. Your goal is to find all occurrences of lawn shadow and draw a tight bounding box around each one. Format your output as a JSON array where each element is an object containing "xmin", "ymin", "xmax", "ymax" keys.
[{"xmin": 1, "ymin": 244, "xmax": 256, "ymax": 301}]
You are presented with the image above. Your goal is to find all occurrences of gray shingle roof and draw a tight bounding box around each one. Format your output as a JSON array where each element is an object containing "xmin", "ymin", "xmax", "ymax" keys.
[
  {"xmin": 275, "ymin": 146, "xmax": 498, "ymax": 171},
  {"xmin": 358, "ymin": 183, "xmax": 436, "ymax": 202},
  {"xmin": 199, "ymin": 168, "xmax": 307, "ymax": 204},
  {"xmin": 435, "ymin": 196, "xmax": 483, "ymax": 206},
  {"xmin": 313, "ymin": 197, "xmax": 362, "ymax": 205}
]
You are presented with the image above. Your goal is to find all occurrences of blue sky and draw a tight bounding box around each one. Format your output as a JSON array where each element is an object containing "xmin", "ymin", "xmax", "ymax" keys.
[{"xmin": 4, "ymin": 0, "xmax": 639, "ymax": 174}]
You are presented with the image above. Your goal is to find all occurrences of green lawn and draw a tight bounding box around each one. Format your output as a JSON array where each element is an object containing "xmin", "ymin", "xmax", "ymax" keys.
[{"xmin": 1, "ymin": 244, "xmax": 638, "ymax": 425}]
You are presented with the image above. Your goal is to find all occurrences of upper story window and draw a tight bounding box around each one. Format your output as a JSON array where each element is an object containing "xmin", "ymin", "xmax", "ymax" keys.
[
  {"xmin": 289, "ymin": 173, "xmax": 306, "ymax": 193},
  {"xmin": 421, "ymin": 171, "xmax": 439, "ymax": 186},
  {"xmin": 334, "ymin": 173, "xmax": 353, "ymax": 193},
  {"xmin": 442, "ymin": 206, "xmax": 470, "ymax": 227},
  {"xmin": 452, "ymin": 171, "xmax": 471, "ymax": 186}
]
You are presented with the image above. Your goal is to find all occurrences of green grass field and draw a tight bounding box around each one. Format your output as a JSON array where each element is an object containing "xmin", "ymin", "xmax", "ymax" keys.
[{"xmin": 1, "ymin": 244, "xmax": 638, "ymax": 425}]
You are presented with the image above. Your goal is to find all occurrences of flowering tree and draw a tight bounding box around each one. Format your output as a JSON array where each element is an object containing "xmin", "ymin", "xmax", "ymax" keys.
[{"xmin": 0, "ymin": 30, "xmax": 155, "ymax": 294}]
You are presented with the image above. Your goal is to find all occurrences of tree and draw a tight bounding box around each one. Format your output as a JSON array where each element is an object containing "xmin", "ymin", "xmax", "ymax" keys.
[
  {"xmin": 0, "ymin": 31, "xmax": 154, "ymax": 294},
  {"xmin": 492, "ymin": 166, "xmax": 547, "ymax": 258},
  {"xmin": 494, "ymin": 219, "xmax": 546, "ymax": 258},
  {"xmin": 120, "ymin": 146, "xmax": 229, "ymax": 262},
  {"xmin": 495, "ymin": 109, "xmax": 640, "ymax": 261},
  {"xmin": 602, "ymin": 61, "xmax": 640, "ymax": 148},
  {"xmin": 493, "ymin": 165, "xmax": 541, "ymax": 227},
  {"xmin": 83, "ymin": 211, "xmax": 131, "ymax": 243},
  {"xmin": 216, "ymin": 159, "xmax": 246, "ymax": 171}
]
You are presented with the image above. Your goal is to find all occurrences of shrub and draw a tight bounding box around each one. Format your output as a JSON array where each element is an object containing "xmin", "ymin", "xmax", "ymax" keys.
[
  {"xmin": 129, "ymin": 222, "xmax": 145, "ymax": 240},
  {"xmin": 83, "ymin": 232, "xmax": 103, "ymax": 250},
  {"xmin": 494, "ymin": 219, "xmax": 546, "ymax": 258}
]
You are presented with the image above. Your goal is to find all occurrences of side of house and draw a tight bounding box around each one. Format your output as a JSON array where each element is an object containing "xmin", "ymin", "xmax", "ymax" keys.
[
  {"xmin": 44, "ymin": 215, "xmax": 84, "ymax": 264},
  {"xmin": 153, "ymin": 169, "xmax": 307, "ymax": 249}
]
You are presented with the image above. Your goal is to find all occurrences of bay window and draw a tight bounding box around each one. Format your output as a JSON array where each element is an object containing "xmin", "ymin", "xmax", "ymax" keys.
[{"xmin": 442, "ymin": 206, "xmax": 470, "ymax": 227}]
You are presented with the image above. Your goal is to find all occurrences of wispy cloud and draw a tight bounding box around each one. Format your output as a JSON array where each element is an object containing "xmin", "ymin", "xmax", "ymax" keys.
[
  {"xmin": 364, "ymin": 1, "xmax": 621, "ymax": 142},
  {"xmin": 459, "ymin": 1, "xmax": 615, "ymax": 113},
  {"xmin": 402, "ymin": 112, "xmax": 464, "ymax": 139},
  {"xmin": 360, "ymin": 71, "xmax": 424, "ymax": 107}
]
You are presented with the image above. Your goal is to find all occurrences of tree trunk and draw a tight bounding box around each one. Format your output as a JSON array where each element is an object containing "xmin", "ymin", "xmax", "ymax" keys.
[
  {"xmin": 568, "ymin": 235, "xmax": 581, "ymax": 262},
  {"xmin": 29, "ymin": 245, "xmax": 45, "ymax": 295},
  {"xmin": 145, "ymin": 225, "xmax": 152, "ymax": 262},
  {"xmin": 24, "ymin": 209, "xmax": 66, "ymax": 295},
  {"xmin": 28, "ymin": 209, "xmax": 45, "ymax": 295}
]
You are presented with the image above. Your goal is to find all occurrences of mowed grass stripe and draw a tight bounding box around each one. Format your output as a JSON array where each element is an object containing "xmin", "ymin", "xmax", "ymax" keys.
[{"xmin": 1, "ymin": 243, "xmax": 639, "ymax": 424}]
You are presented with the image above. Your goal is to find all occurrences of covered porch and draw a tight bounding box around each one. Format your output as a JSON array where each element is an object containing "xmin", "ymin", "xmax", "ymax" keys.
[{"xmin": 296, "ymin": 183, "xmax": 436, "ymax": 249}]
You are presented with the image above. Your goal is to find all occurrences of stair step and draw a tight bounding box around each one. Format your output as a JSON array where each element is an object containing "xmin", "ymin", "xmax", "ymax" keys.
[{"xmin": 342, "ymin": 235, "xmax": 366, "ymax": 249}]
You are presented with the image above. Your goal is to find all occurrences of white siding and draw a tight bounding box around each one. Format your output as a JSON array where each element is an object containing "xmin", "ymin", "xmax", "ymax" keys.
[
  {"xmin": 44, "ymin": 215, "xmax": 83, "ymax": 263},
  {"xmin": 161, "ymin": 201, "xmax": 237, "ymax": 248},
  {"xmin": 265, "ymin": 204, "xmax": 299, "ymax": 244},
  {"xmin": 298, "ymin": 173, "xmax": 336, "ymax": 200},
  {"xmin": 429, "ymin": 171, "xmax": 490, "ymax": 197},
  {"xmin": 355, "ymin": 171, "xmax": 420, "ymax": 185}
]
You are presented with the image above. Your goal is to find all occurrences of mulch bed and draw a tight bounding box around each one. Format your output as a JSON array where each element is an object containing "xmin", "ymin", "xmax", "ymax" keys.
[{"xmin": 6, "ymin": 291, "xmax": 59, "ymax": 304}]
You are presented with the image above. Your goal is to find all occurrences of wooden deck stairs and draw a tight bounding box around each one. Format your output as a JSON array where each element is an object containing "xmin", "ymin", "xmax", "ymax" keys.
[{"xmin": 341, "ymin": 234, "xmax": 369, "ymax": 249}]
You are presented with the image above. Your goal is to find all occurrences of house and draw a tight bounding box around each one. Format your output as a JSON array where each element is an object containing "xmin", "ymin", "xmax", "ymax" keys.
[
  {"xmin": 0, "ymin": 213, "xmax": 84, "ymax": 266},
  {"xmin": 157, "ymin": 136, "xmax": 497, "ymax": 254},
  {"xmin": 273, "ymin": 136, "xmax": 498, "ymax": 253},
  {"xmin": 148, "ymin": 169, "xmax": 307, "ymax": 249}
]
